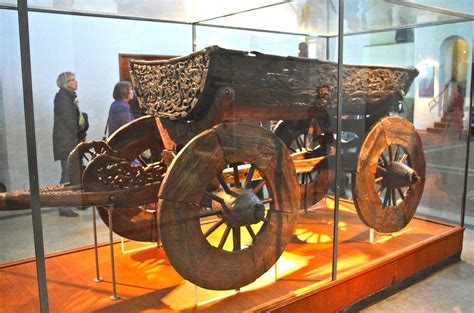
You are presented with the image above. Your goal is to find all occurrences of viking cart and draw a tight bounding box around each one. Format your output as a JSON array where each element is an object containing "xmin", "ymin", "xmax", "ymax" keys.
[{"xmin": 0, "ymin": 46, "xmax": 425, "ymax": 290}]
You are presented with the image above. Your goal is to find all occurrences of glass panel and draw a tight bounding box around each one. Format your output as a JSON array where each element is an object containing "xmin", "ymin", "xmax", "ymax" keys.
[
  {"xmin": 0, "ymin": 6, "xmax": 41, "ymax": 309},
  {"xmin": 339, "ymin": 1, "xmax": 472, "ymax": 277},
  {"xmin": 196, "ymin": 25, "xmax": 304, "ymax": 55},
  {"xmin": 25, "ymin": 0, "xmax": 283, "ymax": 23},
  {"xmin": 24, "ymin": 12, "xmax": 192, "ymax": 254},
  {"xmin": 203, "ymin": 0, "xmax": 334, "ymax": 36},
  {"xmin": 389, "ymin": 0, "xmax": 474, "ymax": 17},
  {"xmin": 0, "ymin": 7, "xmax": 35, "ymax": 263},
  {"xmin": 1, "ymin": 1, "xmax": 471, "ymax": 311},
  {"xmin": 203, "ymin": 0, "xmax": 472, "ymax": 36},
  {"xmin": 344, "ymin": 0, "xmax": 470, "ymax": 35}
]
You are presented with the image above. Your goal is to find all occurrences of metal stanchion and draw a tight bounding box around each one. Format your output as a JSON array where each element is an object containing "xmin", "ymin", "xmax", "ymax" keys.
[
  {"xmin": 108, "ymin": 204, "xmax": 121, "ymax": 300},
  {"xmin": 93, "ymin": 206, "xmax": 103, "ymax": 282}
]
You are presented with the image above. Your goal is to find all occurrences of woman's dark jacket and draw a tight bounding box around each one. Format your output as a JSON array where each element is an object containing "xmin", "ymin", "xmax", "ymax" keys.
[{"xmin": 53, "ymin": 88, "xmax": 80, "ymax": 161}]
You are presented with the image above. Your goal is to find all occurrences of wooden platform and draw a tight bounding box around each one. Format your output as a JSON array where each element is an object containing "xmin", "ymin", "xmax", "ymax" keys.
[{"xmin": 0, "ymin": 199, "xmax": 463, "ymax": 312}]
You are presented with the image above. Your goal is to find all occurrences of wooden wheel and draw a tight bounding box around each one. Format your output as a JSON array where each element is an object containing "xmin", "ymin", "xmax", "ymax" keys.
[
  {"xmin": 353, "ymin": 116, "xmax": 425, "ymax": 233},
  {"xmin": 82, "ymin": 116, "xmax": 165, "ymax": 242},
  {"xmin": 274, "ymin": 119, "xmax": 334, "ymax": 210},
  {"xmin": 159, "ymin": 122, "xmax": 300, "ymax": 290}
]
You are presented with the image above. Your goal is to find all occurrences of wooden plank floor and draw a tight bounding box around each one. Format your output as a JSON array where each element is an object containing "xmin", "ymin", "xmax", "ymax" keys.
[{"xmin": 0, "ymin": 199, "xmax": 459, "ymax": 312}]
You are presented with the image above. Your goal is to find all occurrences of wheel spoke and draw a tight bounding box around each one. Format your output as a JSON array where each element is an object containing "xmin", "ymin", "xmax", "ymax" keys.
[
  {"xmin": 198, "ymin": 208, "xmax": 223, "ymax": 218},
  {"xmin": 246, "ymin": 225, "xmax": 257, "ymax": 242},
  {"xmin": 232, "ymin": 164, "xmax": 241, "ymax": 188},
  {"xmin": 203, "ymin": 191, "xmax": 228, "ymax": 212},
  {"xmin": 253, "ymin": 180, "xmax": 266, "ymax": 194},
  {"xmin": 400, "ymin": 153, "xmax": 408, "ymax": 164},
  {"xmin": 383, "ymin": 188, "xmax": 390, "ymax": 206},
  {"xmin": 397, "ymin": 188, "xmax": 405, "ymax": 200},
  {"xmin": 203, "ymin": 219, "xmax": 224, "ymax": 238},
  {"xmin": 218, "ymin": 225, "xmax": 231, "ymax": 249},
  {"xmin": 244, "ymin": 165, "xmax": 256, "ymax": 189},
  {"xmin": 261, "ymin": 198, "xmax": 273, "ymax": 204},
  {"xmin": 377, "ymin": 165, "xmax": 387, "ymax": 172},
  {"xmin": 217, "ymin": 174, "xmax": 232, "ymax": 194},
  {"xmin": 388, "ymin": 145, "xmax": 394, "ymax": 161},
  {"xmin": 391, "ymin": 189, "xmax": 397, "ymax": 206},
  {"xmin": 375, "ymin": 176, "xmax": 383, "ymax": 184},
  {"xmin": 380, "ymin": 154, "xmax": 389, "ymax": 166},
  {"xmin": 394, "ymin": 145, "xmax": 400, "ymax": 162},
  {"xmin": 232, "ymin": 227, "xmax": 241, "ymax": 251},
  {"xmin": 377, "ymin": 184, "xmax": 385, "ymax": 195}
]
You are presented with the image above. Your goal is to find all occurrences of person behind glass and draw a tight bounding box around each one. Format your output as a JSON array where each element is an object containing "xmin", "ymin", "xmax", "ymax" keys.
[
  {"xmin": 452, "ymin": 84, "xmax": 464, "ymax": 139},
  {"xmin": 298, "ymin": 41, "xmax": 308, "ymax": 58},
  {"xmin": 53, "ymin": 71, "xmax": 81, "ymax": 217},
  {"xmin": 107, "ymin": 80, "xmax": 134, "ymax": 136}
]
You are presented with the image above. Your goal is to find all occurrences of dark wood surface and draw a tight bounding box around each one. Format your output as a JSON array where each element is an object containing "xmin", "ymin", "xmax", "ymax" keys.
[
  {"xmin": 0, "ymin": 198, "xmax": 461, "ymax": 312},
  {"xmin": 130, "ymin": 46, "xmax": 418, "ymax": 122}
]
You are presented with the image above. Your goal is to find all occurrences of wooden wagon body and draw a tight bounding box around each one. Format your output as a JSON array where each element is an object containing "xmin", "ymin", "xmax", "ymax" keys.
[
  {"xmin": 130, "ymin": 46, "xmax": 417, "ymax": 148},
  {"xmin": 0, "ymin": 46, "xmax": 425, "ymax": 291}
]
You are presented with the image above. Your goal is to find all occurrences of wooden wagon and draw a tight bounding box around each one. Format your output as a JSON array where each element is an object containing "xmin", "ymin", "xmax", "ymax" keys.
[{"xmin": 0, "ymin": 46, "xmax": 425, "ymax": 290}]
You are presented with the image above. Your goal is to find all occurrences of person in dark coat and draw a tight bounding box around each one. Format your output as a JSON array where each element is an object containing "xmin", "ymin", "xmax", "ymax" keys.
[{"xmin": 52, "ymin": 71, "xmax": 81, "ymax": 217}]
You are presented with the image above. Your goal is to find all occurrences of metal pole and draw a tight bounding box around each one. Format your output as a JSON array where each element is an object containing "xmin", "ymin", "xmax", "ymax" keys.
[
  {"xmin": 108, "ymin": 205, "xmax": 120, "ymax": 300},
  {"xmin": 332, "ymin": 0, "xmax": 344, "ymax": 282},
  {"xmin": 325, "ymin": 37, "xmax": 330, "ymax": 61},
  {"xmin": 93, "ymin": 207, "xmax": 103, "ymax": 282},
  {"xmin": 192, "ymin": 23, "xmax": 197, "ymax": 52},
  {"xmin": 460, "ymin": 50, "xmax": 474, "ymax": 227},
  {"xmin": 17, "ymin": 1, "xmax": 49, "ymax": 311}
]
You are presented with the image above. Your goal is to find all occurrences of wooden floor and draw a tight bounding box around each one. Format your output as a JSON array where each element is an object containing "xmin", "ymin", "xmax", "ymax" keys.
[{"xmin": 0, "ymin": 199, "xmax": 461, "ymax": 312}]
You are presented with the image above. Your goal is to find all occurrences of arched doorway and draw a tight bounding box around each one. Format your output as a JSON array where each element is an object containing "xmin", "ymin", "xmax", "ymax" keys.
[
  {"xmin": 440, "ymin": 36, "xmax": 469, "ymax": 91},
  {"xmin": 439, "ymin": 36, "xmax": 469, "ymax": 134}
]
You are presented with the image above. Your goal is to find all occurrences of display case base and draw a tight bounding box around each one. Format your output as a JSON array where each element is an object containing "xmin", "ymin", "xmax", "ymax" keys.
[{"xmin": 0, "ymin": 199, "xmax": 463, "ymax": 312}]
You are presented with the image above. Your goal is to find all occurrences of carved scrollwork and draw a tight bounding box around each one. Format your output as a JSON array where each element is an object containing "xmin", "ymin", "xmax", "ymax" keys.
[
  {"xmin": 131, "ymin": 49, "xmax": 211, "ymax": 120},
  {"xmin": 84, "ymin": 154, "xmax": 166, "ymax": 190},
  {"xmin": 343, "ymin": 67, "xmax": 410, "ymax": 106}
]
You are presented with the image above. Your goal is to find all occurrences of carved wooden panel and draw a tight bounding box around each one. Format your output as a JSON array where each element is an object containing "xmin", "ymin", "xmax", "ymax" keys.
[{"xmin": 130, "ymin": 46, "xmax": 418, "ymax": 121}]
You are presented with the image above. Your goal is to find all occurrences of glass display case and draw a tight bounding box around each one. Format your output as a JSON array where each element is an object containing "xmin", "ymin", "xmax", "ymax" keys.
[{"xmin": 0, "ymin": 1, "xmax": 472, "ymax": 311}]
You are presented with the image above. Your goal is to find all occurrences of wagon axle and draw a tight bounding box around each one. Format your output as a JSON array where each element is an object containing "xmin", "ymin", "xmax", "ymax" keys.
[
  {"xmin": 380, "ymin": 161, "xmax": 420, "ymax": 189},
  {"xmin": 213, "ymin": 187, "xmax": 266, "ymax": 227}
]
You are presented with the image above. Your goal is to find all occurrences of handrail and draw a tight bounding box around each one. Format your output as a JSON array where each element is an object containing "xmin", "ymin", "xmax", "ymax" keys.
[{"xmin": 428, "ymin": 80, "xmax": 453, "ymax": 111}]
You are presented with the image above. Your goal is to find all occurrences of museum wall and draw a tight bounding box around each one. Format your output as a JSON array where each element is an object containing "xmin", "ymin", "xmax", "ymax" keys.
[
  {"xmin": 0, "ymin": 9, "xmax": 24, "ymax": 191},
  {"xmin": 0, "ymin": 10, "xmax": 193, "ymax": 189}
]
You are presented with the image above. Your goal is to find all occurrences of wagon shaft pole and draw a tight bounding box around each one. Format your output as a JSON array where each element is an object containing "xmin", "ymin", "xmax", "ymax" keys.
[{"xmin": 0, "ymin": 183, "xmax": 160, "ymax": 211}]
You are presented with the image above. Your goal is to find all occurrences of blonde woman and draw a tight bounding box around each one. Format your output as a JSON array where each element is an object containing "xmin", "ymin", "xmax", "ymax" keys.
[{"xmin": 52, "ymin": 71, "xmax": 80, "ymax": 217}]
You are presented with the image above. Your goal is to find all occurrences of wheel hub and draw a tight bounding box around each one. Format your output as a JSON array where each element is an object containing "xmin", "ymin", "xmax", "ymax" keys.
[
  {"xmin": 213, "ymin": 187, "xmax": 265, "ymax": 227},
  {"xmin": 382, "ymin": 161, "xmax": 419, "ymax": 188}
]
